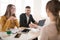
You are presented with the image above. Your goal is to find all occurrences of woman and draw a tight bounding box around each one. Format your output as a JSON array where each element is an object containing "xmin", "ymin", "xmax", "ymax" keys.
[
  {"xmin": 39, "ymin": 0, "xmax": 60, "ymax": 40},
  {"xmin": 0, "ymin": 4, "xmax": 19, "ymax": 31},
  {"xmin": 29, "ymin": 0, "xmax": 60, "ymax": 40}
]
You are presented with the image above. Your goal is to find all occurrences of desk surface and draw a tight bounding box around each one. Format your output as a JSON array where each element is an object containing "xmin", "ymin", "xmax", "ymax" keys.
[{"xmin": 0, "ymin": 28, "xmax": 40, "ymax": 40}]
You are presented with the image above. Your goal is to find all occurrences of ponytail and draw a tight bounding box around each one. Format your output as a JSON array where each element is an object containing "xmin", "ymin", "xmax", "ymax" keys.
[
  {"xmin": 46, "ymin": 0, "xmax": 60, "ymax": 33},
  {"xmin": 56, "ymin": 11, "xmax": 60, "ymax": 33}
]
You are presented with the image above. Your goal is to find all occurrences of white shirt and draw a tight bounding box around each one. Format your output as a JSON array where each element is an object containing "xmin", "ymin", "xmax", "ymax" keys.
[{"xmin": 26, "ymin": 15, "xmax": 29, "ymax": 24}]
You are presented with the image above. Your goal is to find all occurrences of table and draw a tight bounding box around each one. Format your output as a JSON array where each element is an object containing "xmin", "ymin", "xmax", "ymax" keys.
[{"xmin": 0, "ymin": 28, "xmax": 40, "ymax": 40}]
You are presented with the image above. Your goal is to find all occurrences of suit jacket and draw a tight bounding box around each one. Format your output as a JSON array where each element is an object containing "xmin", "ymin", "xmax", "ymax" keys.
[{"xmin": 20, "ymin": 13, "xmax": 35, "ymax": 27}]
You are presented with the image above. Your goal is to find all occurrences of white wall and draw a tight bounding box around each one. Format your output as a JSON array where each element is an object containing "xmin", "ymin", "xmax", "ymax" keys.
[
  {"xmin": 0, "ymin": 0, "xmax": 34, "ymax": 21},
  {"xmin": 0, "ymin": 0, "xmax": 16, "ymax": 16},
  {"xmin": 0, "ymin": 0, "xmax": 50, "ymax": 22},
  {"xmin": 33, "ymin": 0, "xmax": 42, "ymax": 22}
]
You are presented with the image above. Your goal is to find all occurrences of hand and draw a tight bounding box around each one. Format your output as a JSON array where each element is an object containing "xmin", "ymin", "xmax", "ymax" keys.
[
  {"xmin": 8, "ymin": 16, "xmax": 16, "ymax": 20},
  {"xmin": 29, "ymin": 23, "xmax": 38, "ymax": 28}
]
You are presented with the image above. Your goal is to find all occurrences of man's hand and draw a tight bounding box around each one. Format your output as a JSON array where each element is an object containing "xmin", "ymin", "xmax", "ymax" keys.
[{"xmin": 29, "ymin": 23, "xmax": 38, "ymax": 28}]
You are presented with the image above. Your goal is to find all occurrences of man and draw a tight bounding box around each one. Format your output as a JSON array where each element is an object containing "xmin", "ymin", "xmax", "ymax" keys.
[{"xmin": 20, "ymin": 6, "xmax": 37, "ymax": 28}]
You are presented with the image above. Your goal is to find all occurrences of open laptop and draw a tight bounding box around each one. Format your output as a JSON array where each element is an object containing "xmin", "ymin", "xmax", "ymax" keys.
[{"xmin": 38, "ymin": 19, "xmax": 46, "ymax": 26}]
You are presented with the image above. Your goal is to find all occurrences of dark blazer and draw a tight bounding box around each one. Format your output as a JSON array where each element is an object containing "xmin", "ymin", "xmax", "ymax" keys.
[{"xmin": 20, "ymin": 13, "xmax": 35, "ymax": 27}]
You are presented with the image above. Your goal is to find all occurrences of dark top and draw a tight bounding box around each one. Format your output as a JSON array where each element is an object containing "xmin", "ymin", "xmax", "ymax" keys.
[{"xmin": 20, "ymin": 13, "xmax": 35, "ymax": 27}]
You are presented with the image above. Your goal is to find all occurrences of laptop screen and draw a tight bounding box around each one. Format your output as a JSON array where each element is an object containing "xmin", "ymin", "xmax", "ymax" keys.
[{"xmin": 38, "ymin": 19, "xmax": 46, "ymax": 26}]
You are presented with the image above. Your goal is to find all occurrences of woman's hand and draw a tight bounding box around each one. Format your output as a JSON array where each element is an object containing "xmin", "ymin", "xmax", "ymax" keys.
[{"xmin": 8, "ymin": 16, "xmax": 16, "ymax": 20}]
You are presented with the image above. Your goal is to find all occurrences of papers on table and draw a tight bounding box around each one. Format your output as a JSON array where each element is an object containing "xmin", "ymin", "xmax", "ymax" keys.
[{"xmin": 10, "ymin": 29, "xmax": 18, "ymax": 34}]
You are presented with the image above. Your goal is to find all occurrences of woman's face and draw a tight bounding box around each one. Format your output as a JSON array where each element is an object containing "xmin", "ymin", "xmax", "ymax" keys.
[{"xmin": 11, "ymin": 6, "xmax": 16, "ymax": 15}]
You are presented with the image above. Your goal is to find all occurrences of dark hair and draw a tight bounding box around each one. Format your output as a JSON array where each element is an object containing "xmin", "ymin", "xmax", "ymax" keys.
[
  {"xmin": 46, "ymin": 0, "xmax": 60, "ymax": 33},
  {"xmin": 25, "ymin": 6, "xmax": 31, "ymax": 9},
  {"xmin": 51, "ymin": 0, "xmax": 59, "ymax": 1},
  {"xmin": 4, "ymin": 4, "xmax": 16, "ymax": 19}
]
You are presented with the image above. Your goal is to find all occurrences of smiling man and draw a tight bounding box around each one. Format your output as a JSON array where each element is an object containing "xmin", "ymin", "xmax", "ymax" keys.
[{"xmin": 20, "ymin": 6, "xmax": 37, "ymax": 28}]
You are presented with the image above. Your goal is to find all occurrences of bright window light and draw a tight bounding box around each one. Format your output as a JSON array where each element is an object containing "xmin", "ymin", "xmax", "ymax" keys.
[{"xmin": 0, "ymin": 0, "xmax": 50, "ymax": 21}]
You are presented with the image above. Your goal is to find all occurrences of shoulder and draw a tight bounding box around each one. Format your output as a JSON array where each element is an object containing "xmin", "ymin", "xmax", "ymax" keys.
[
  {"xmin": 0, "ymin": 16, "xmax": 7, "ymax": 22},
  {"xmin": 42, "ymin": 24, "xmax": 57, "ymax": 36},
  {"xmin": 20, "ymin": 13, "xmax": 26, "ymax": 16},
  {"xmin": 1, "ymin": 16, "xmax": 6, "ymax": 20},
  {"xmin": 1, "ymin": 16, "xmax": 6, "ymax": 18},
  {"xmin": 30, "ymin": 14, "xmax": 33, "ymax": 17},
  {"xmin": 41, "ymin": 25, "xmax": 51, "ymax": 34},
  {"xmin": 42, "ymin": 25, "xmax": 57, "ymax": 33},
  {"xmin": 30, "ymin": 14, "xmax": 32, "ymax": 16},
  {"xmin": 41, "ymin": 26, "xmax": 47, "ymax": 33}
]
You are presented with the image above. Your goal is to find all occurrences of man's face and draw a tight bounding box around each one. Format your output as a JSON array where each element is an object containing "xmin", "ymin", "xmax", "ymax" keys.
[{"xmin": 25, "ymin": 8, "xmax": 31, "ymax": 15}]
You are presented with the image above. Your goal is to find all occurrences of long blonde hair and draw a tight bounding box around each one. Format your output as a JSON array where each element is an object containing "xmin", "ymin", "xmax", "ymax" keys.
[{"xmin": 4, "ymin": 4, "xmax": 16, "ymax": 19}]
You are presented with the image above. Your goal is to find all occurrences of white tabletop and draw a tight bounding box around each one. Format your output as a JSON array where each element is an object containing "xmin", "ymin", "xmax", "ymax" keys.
[{"xmin": 0, "ymin": 28, "xmax": 40, "ymax": 40}]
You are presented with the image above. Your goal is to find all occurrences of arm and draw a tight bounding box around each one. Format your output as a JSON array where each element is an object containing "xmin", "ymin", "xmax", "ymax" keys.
[
  {"xmin": 0, "ymin": 16, "xmax": 1, "ymax": 26},
  {"xmin": 2, "ymin": 19, "xmax": 19, "ymax": 31},
  {"xmin": 31, "ymin": 15, "xmax": 38, "ymax": 24},
  {"xmin": 0, "ymin": 16, "xmax": 10, "ymax": 31},
  {"xmin": 14, "ymin": 19, "xmax": 19, "ymax": 28},
  {"xmin": 2, "ymin": 20, "xmax": 11, "ymax": 31}
]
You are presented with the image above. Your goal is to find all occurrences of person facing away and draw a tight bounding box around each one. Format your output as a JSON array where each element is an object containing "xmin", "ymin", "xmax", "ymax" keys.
[
  {"xmin": 39, "ymin": 0, "xmax": 60, "ymax": 40},
  {"xmin": 0, "ymin": 4, "xmax": 19, "ymax": 31},
  {"xmin": 20, "ymin": 6, "xmax": 37, "ymax": 28}
]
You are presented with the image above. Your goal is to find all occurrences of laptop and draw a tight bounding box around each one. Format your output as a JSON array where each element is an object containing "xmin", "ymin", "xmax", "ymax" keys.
[{"xmin": 38, "ymin": 19, "xmax": 46, "ymax": 26}]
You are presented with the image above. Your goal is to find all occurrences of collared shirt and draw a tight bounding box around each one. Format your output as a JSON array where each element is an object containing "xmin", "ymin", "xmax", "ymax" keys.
[{"xmin": 26, "ymin": 15, "xmax": 29, "ymax": 24}]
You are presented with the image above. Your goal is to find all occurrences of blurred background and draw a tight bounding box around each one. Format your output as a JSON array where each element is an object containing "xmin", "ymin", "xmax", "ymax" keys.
[{"xmin": 0, "ymin": 0, "xmax": 50, "ymax": 22}]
